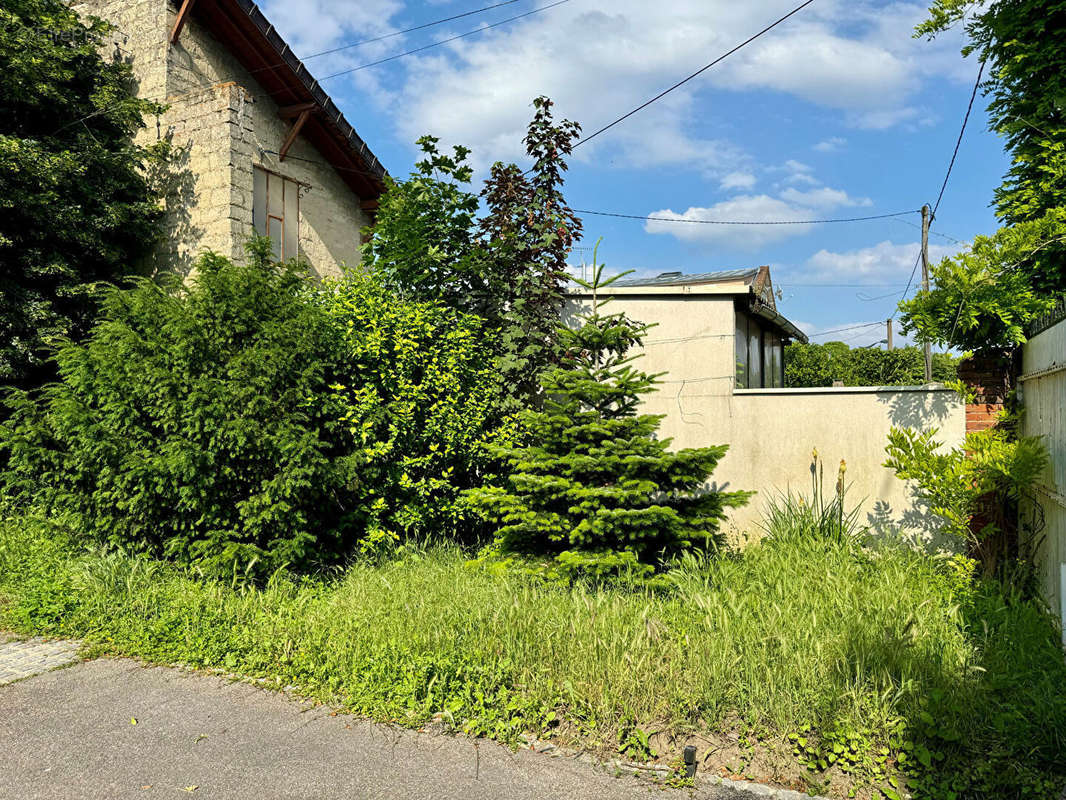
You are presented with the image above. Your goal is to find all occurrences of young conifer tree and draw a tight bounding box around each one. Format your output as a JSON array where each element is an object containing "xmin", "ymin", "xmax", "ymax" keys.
[{"xmin": 465, "ymin": 245, "xmax": 750, "ymax": 578}]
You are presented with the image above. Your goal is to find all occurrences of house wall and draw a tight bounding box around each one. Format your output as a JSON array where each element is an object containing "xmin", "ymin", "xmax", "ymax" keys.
[
  {"xmin": 73, "ymin": 0, "xmax": 370, "ymax": 277},
  {"xmin": 1020, "ymin": 317, "xmax": 1066, "ymax": 644},
  {"xmin": 563, "ymin": 294, "xmax": 966, "ymax": 546}
]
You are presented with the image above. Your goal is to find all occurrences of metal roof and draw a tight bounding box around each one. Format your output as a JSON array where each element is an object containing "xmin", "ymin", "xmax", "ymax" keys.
[{"xmin": 611, "ymin": 268, "xmax": 760, "ymax": 288}]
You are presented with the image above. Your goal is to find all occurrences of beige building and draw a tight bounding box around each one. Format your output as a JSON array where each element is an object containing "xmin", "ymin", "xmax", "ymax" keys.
[
  {"xmin": 73, "ymin": 0, "xmax": 387, "ymax": 277},
  {"xmin": 566, "ymin": 267, "xmax": 966, "ymax": 544}
]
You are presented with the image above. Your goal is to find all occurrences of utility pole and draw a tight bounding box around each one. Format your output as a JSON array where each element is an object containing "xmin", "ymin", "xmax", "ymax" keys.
[
  {"xmin": 886, "ymin": 318, "xmax": 893, "ymax": 351},
  {"xmin": 921, "ymin": 204, "xmax": 932, "ymax": 382}
]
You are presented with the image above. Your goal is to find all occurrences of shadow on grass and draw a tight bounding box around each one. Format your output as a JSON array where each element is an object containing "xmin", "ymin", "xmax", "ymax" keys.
[{"xmin": 837, "ymin": 579, "xmax": 1066, "ymax": 799}]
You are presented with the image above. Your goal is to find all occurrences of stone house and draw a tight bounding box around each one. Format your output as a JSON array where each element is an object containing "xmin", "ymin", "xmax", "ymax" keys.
[{"xmin": 72, "ymin": 0, "xmax": 387, "ymax": 277}]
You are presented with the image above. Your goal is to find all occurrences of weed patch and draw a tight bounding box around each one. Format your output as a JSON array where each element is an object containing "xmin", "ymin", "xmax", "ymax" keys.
[{"xmin": 1, "ymin": 515, "xmax": 1063, "ymax": 799}]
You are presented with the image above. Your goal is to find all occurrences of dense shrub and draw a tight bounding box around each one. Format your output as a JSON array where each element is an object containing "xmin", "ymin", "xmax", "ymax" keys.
[
  {"xmin": 0, "ymin": 0, "xmax": 166, "ymax": 390},
  {"xmin": 464, "ymin": 258, "xmax": 749, "ymax": 578},
  {"xmin": 785, "ymin": 341, "xmax": 959, "ymax": 388},
  {"xmin": 0, "ymin": 242, "xmax": 496, "ymax": 574},
  {"xmin": 316, "ymin": 269, "xmax": 497, "ymax": 553}
]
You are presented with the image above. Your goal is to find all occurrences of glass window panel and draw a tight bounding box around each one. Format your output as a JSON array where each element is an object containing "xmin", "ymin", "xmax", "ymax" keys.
[
  {"xmin": 735, "ymin": 312, "xmax": 748, "ymax": 389},
  {"xmin": 267, "ymin": 217, "xmax": 283, "ymax": 260},
  {"xmin": 283, "ymin": 181, "xmax": 299, "ymax": 261},
  {"xmin": 762, "ymin": 334, "xmax": 773, "ymax": 388},
  {"xmin": 252, "ymin": 167, "xmax": 267, "ymax": 236},
  {"xmin": 267, "ymin": 172, "xmax": 283, "ymax": 219},
  {"xmin": 771, "ymin": 335, "xmax": 783, "ymax": 387},
  {"xmin": 748, "ymin": 323, "xmax": 763, "ymax": 388}
]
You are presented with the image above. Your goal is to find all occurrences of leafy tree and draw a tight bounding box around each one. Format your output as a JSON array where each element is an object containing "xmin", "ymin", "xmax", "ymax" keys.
[
  {"xmin": 0, "ymin": 241, "xmax": 497, "ymax": 576},
  {"xmin": 885, "ymin": 425, "xmax": 1049, "ymax": 578},
  {"xmin": 899, "ymin": 212, "xmax": 1065, "ymax": 353},
  {"xmin": 0, "ymin": 0, "xmax": 165, "ymax": 389},
  {"xmin": 363, "ymin": 96, "xmax": 583, "ymax": 416},
  {"xmin": 479, "ymin": 96, "xmax": 584, "ymax": 414},
  {"xmin": 463, "ymin": 253, "xmax": 749, "ymax": 579},
  {"xmin": 362, "ymin": 136, "xmax": 484, "ymax": 313},
  {"xmin": 904, "ymin": 1, "xmax": 1066, "ymax": 352}
]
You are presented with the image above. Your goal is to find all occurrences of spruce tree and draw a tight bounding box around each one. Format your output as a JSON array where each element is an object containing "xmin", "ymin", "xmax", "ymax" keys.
[{"xmin": 465, "ymin": 249, "xmax": 750, "ymax": 578}]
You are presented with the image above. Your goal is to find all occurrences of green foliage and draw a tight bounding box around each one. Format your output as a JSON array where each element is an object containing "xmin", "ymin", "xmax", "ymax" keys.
[
  {"xmin": 898, "ymin": 213, "xmax": 1065, "ymax": 353},
  {"xmin": 463, "ymin": 252, "xmax": 749, "ymax": 577},
  {"xmin": 0, "ymin": 243, "xmax": 496, "ymax": 575},
  {"xmin": 762, "ymin": 451, "xmax": 865, "ymax": 546},
  {"xmin": 918, "ymin": 0, "xmax": 1066, "ymax": 232},
  {"xmin": 0, "ymin": 0, "xmax": 166, "ymax": 389},
  {"xmin": 907, "ymin": 1, "xmax": 1066, "ymax": 352},
  {"xmin": 3, "ymin": 514, "xmax": 1065, "ymax": 798},
  {"xmin": 361, "ymin": 136, "xmax": 484, "ymax": 313},
  {"xmin": 784, "ymin": 341, "xmax": 959, "ymax": 387},
  {"xmin": 316, "ymin": 268, "xmax": 498, "ymax": 552},
  {"xmin": 478, "ymin": 96, "xmax": 584, "ymax": 415},
  {"xmin": 884, "ymin": 424, "xmax": 1050, "ymax": 576},
  {"xmin": 363, "ymin": 96, "xmax": 582, "ymax": 418}
]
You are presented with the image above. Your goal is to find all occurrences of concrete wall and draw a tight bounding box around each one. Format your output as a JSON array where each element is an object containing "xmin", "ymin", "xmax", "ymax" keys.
[
  {"xmin": 73, "ymin": 0, "xmax": 370, "ymax": 277},
  {"xmin": 1020, "ymin": 318, "xmax": 1066, "ymax": 643},
  {"xmin": 564, "ymin": 293, "xmax": 967, "ymax": 545},
  {"xmin": 655, "ymin": 386, "xmax": 965, "ymax": 545}
]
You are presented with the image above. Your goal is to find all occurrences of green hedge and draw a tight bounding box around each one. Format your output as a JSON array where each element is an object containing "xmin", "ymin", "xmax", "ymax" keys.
[{"xmin": 0, "ymin": 242, "xmax": 496, "ymax": 575}]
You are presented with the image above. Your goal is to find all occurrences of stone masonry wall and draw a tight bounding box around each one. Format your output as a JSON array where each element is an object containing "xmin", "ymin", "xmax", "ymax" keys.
[
  {"xmin": 73, "ymin": 0, "xmax": 371, "ymax": 278},
  {"xmin": 165, "ymin": 5, "xmax": 370, "ymax": 278}
]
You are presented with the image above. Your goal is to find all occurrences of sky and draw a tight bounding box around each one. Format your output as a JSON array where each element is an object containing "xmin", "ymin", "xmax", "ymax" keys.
[{"xmin": 258, "ymin": 0, "xmax": 1008, "ymax": 347}]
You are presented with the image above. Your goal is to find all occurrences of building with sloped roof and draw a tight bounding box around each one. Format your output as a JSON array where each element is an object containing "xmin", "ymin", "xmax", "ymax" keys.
[
  {"xmin": 567, "ymin": 265, "xmax": 808, "ymax": 392},
  {"xmin": 74, "ymin": 0, "xmax": 387, "ymax": 276}
]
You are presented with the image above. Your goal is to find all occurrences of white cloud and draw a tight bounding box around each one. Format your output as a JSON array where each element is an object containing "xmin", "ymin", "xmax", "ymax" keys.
[
  {"xmin": 720, "ymin": 171, "xmax": 757, "ymax": 190},
  {"xmin": 778, "ymin": 186, "xmax": 872, "ymax": 209},
  {"xmin": 813, "ymin": 136, "xmax": 846, "ymax": 152},
  {"xmin": 645, "ymin": 195, "xmax": 818, "ymax": 249},
  {"xmin": 644, "ymin": 175, "xmax": 875, "ymax": 248},
  {"xmin": 803, "ymin": 239, "xmax": 965, "ymax": 282},
  {"xmin": 265, "ymin": 0, "xmax": 976, "ymax": 174}
]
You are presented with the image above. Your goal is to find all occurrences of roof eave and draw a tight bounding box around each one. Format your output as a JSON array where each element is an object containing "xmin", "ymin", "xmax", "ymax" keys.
[{"xmin": 200, "ymin": 0, "xmax": 388, "ymax": 200}]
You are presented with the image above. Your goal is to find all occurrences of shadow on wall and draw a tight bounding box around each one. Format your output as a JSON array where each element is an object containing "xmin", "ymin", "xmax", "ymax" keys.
[
  {"xmin": 868, "ymin": 389, "xmax": 961, "ymax": 551},
  {"xmin": 866, "ymin": 498, "xmax": 959, "ymax": 555},
  {"xmin": 877, "ymin": 388, "xmax": 956, "ymax": 429},
  {"xmin": 147, "ymin": 133, "xmax": 201, "ymax": 279}
]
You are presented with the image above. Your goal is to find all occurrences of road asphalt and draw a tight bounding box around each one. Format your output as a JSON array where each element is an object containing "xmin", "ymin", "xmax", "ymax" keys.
[{"xmin": 0, "ymin": 657, "xmax": 773, "ymax": 800}]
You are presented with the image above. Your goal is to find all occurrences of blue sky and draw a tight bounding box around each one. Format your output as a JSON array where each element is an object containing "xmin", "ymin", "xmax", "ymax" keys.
[{"xmin": 259, "ymin": 0, "xmax": 1008, "ymax": 346}]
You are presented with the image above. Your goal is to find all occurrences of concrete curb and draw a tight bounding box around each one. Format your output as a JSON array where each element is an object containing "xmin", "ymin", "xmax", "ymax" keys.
[{"xmin": 515, "ymin": 733, "xmax": 830, "ymax": 800}]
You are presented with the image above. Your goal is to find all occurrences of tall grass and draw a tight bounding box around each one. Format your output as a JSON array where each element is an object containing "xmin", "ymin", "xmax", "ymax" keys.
[{"xmin": 1, "ymin": 514, "xmax": 1064, "ymax": 797}]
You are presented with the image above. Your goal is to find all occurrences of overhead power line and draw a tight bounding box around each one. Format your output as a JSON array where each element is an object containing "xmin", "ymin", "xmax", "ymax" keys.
[
  {"xmin": 54, "ymin": 0, "xmax": 567, "ymax": 135},
  {"xmin": 299, "ymin": 1, "xmax": 522, "ymax": 62},
  {"xmin": 807, "ymin": 321, "xmax": 883, "ymax": 338},
  {"xmin": 931, "ymin": 59, "xmax": 986, "ymax": 220},
  {"xmin": 574, "ymin": 0, "xmax": 818, "ymax": 149},
  {"xmin": 319, "ymin": 0, "xmax": 572, "ymax": 81},
  {"xmin": 575, "ymin": 208, "xmax": 918, "ymax": 225},
  {"xmin": 891, "ymin": 59, "xmax": 986, "ymax": 319}
]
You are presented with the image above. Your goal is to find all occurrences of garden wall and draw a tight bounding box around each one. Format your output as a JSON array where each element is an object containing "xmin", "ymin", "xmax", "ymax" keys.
[
  {"xmin": 1020, "ymin": 311, "xmax": 1066, "ymax": 644},
  {"xmin": 641, "ymin": 385, "xmax": 966, "ymax": 546}
]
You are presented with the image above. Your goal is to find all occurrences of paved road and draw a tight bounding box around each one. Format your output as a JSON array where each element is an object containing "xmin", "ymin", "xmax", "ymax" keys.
[{"xmin": 0, "ymin": 656, "xmax": 768, "ymax": 800}]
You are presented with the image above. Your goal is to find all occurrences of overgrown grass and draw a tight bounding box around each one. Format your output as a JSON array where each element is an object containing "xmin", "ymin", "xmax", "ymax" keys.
[{"xmin": 1, "ymin": 514, "xmax": 1064, "ymax": 799}]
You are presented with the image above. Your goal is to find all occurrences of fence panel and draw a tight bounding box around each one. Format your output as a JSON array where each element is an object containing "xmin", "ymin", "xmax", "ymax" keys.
[{"xmin": 1021, "ymin": 313, "xmax": 1066, "ymax": 644}]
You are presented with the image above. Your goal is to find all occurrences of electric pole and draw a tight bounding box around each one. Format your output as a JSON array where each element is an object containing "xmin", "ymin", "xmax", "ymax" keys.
[
  {"xmin": 886, "ymin": 318, "xmax": 893, "ymax": 351},
  {"xmin": 921, "ymin": 204, "xmax": 932, "ymax": 382}
]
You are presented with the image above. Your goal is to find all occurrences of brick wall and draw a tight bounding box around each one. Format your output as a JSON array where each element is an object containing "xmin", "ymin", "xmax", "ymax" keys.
[{"xmin": 957, "ymin": 354, "xmax": 1013, "ymax": 434}]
